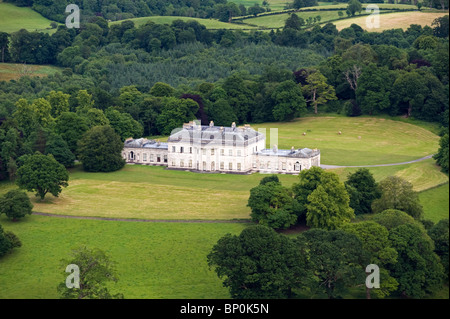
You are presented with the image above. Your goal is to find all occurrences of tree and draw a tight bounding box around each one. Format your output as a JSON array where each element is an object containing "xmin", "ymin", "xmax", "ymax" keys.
[
  {"xmin": 247, "ymin": 180, "xmax": 298, "ymax": 229},
  {"xmin": 16, "ymin": 153, "xmax": 69, "ymax": 200},
  {"xmin": 296, "ymin": 228, "xmax": 368, "ymax": 299},
  {"xmin": 271, "ymin": 80, "xmax": 306, "ymax": 121},
  {"xmin": 302, "ymin": 70, "xmax": 337, "ymax": 114},
  {"xmin": 371, "ymin": 209, "xmax": 424, "ymax": 231},
  {"xmin": 340, "ymin": 221, "xmax": 398, "ymax": 298},
  {"xmin": 344, "ymin": 168, "xmax": 381, "ymax": 215},
  {"xmin": 55, "ymin": 112, "xmax": 89, "ymax": 154},
  {"xmin": 207, "ymin": 225, "xmax": 308, "ymax": 299},
  {"xmin": 57, "ymin": 246, "xmax": 124, "ymax": 299},
  {"xmin": 0, "ymin": 189, "xmax": 33, "ymax": 221},
  {"xmin": 284, "ymin": 13, "xmax": 305, "ymax": 30},
  {"xmin": 105, "ymin": 108, "xmax": 144, "ymax": 140},
  {"xmin": 388, "ymin": 224, "xmax": 444, "ymax": 298},
  {"xmin": 155, "ymin": 98, "xmax": 199, "ymax": 135},
  {"xmin": 434, "ymin": 134, "xmax": 449, "ymax": 174},
  {"xmin": 306, "ymin": 171, "xmax": 355, "ymax": 230},
  {"xmin": 347, "ymin": 0, "xmax": 363, "ymax": 16},
  {"xmin": 207, "ymin": 99, "xmax": 238, "ymax": 127},
  {"xmin": 432, "ymin": 15, "xmax": 449, "ymax": 38},
  {"xmin": 45, "ymin": 134, "xmax": 76, "ymax": 168},
  {"xmin": 0, "ymin": 32, "xmax": 11, "ymax": 63},
  {"xmin": 428, "ymin": 219, "xmax": 449, "ymax": 281},
  {"xmin": 77, "ymin": 125, "xmax": 125, "ymax": 173},
  {"xmin": 13, "ymin": 98, "xmax": 37, "ymax": 138},
  {"xmin": 46, "ymin": 91, "xmax": 70, "ymax": 118},
  {"xmin": 371, "ymin": 176, "xmax": 424, "ymax": 220},
  {"xmin": 0, "ymin": 224, "xmax": 21, "ymax": 258},
  {"xmin": 391, "ymin": 70, "xmax": 429, "ymax": 118}
]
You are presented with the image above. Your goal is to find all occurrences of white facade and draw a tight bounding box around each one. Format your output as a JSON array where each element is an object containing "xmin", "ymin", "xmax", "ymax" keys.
[{"xmin": 122, "ymin": 121, "xmax": 320, "ymax": 174}]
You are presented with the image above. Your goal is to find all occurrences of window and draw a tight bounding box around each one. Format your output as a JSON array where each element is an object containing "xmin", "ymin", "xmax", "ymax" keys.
[
  {"xmin": 211, "ymin": 162, "xmax": 215, "ymax": 171},
  {"xmin": 180, "ymin": 160, "xmax": 184, "ymax": 168},
  {"xmin": 220, "ymin": 162, "xmax": 224, "ymax": 170},
  {"xmin": 229, "ymin": 149, "xmax": 233, "ymax": 156},
  {"xmin": 294, "ymin": 162, "xmax": 301, "ymax": 171},
  {"xmin": 171, "ymin": 160, "xmax": 175, "ymax": 166},
  {"xmin": 150, "ymin": 154, "xmax": 154, "ymax": 162},
  {"xmin": 143, "ymin": 153, "xmax": 147, "ymax": 161},
  {"xmin": 211, "ymin": 149, "xmax": 215, "ymax": 156},
  {"xmin": 189, "ymin": 160, "xmax": 192, "ymax": 168},
  {"xmin": 221, "ymin": 149, "xmax": 224, "ymax": 156},
  {"xmin": 163, "ymin": 155, "xmax": 168, "ymax": 163},
  {"xmin": 157, "ymin": 155, "xmax": 161, "ymax": 162},
  {"xmin": 237, "ymin": 163, "xmax": 241, "ymax": 171},
  {"xmin": 172, "ymin": 146, "xmax": 176, "ymax": 153},
  {"xmin": 282, "ymin": 162, "xmax": 286, "ymax": 170},
  {"xmin": 203, "ymin": 161, "xmax": 207, "ymax": 170},
  {"xmin": 229, "ymin": 162, "xmax": 233, "ymax": 170},
  {"xmin": 189, "ymin": 147, "xmax": 192, "ymax": 154},
  {"xmin": 180, "ymin": 147, "xmax": 184, "ymax": 153},
  {"xmin": 202, "ymin": 149, "xmax": 206, "ymax": 155}
]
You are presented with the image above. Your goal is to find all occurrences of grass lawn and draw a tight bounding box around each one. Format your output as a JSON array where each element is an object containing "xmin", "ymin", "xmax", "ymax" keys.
[
  {"xmin": 251, "ymin": 117, "xmax": 439, "ymax": 166},
  {"xmin": 0, "ymin": 63, "xmax": 62, "ymax": 82},
  {"xmin": 0, "ymin": 1, "xmax": 58, "ymax": 33},
  {"xmin": 419, "ymin": 183, "xmax": 449, "ymax": 223},
  {"xmin": 332, "ymin": 11, "xmax": 449, "ymax": 31},
  {"xmin": 233, "ymin": 0, "xmax": 290, "ymax": 11},
  {"xmin": 0, "ymin": 215, "xmax": 247, "ymax": 298},
  {"xmin": 110, "ymin": 16, "xmax": 257, "ymax": 30}
]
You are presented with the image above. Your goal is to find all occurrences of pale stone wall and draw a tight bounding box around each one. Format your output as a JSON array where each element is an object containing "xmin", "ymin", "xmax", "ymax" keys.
[{"xmin": 122, "ymin": 147, "xmax": 168, "ymax": 166}]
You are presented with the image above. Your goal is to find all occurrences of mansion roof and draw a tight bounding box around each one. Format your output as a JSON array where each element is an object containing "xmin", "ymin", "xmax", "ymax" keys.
[{"xmin": 124, "ymin": 138, "xmax": 168, "ymax": 149}]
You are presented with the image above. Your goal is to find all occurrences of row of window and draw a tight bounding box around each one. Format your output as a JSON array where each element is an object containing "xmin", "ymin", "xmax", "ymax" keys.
[
  {"xmin": 171, "ymin": 146, "xmax": 254, "ymax": 157},
  {"xmin": 172, "ymin": 160, "xmax": 243, "ymax": 171},
  {"xmin": 127, "ymin": 152, "xmax": 168, "ymax": 163}
]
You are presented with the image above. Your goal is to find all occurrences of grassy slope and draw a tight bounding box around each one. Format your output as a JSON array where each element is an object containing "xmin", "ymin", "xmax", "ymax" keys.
[
  {"xmin": 332, "ymin": 11, "xmax": 449, "ymax": 31},
  {"xmin": 110, "ymin": 15, "xmax": 257, "ymax": 30},
  {"xmin": 0, "ymin": 215, "xmax": 247, "ymax": 298},
  {"xmin": 0, "ymin": 2, "xmax": 57, "ymax": 33},
  {"xmin": 419, "ymin": 183, "xmax": 449, "ymax": 223},
  {"xmin": 0, "ymin": 63, "xmax": 62, "ymax": 82}
]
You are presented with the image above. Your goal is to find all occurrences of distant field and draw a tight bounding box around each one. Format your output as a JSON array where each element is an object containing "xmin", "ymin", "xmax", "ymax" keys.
[
  {"xmin": 332, "ymin": 11, "xmax": 449, "ymax": 31},
  {"xmin": 419, "ymin": 183, "xmax": 450, "ymax": 223},
  {"xmin": 110, "ymin": 16, "xmax": 257, "ymax": 30},
  {"xmin": 0, "ymin": 63, "xmax": 62, "ymax": 82},
  {"xmin": 233, "ymin": 0, "xmax": 291, "ymax": 11},
  {"xmin": 0, "ymin": 2, "xmax": 57, "ymax": 33}
]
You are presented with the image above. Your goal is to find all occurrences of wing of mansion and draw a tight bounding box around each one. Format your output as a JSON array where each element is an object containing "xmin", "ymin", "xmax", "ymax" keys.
[{"xmin": 122, "ymin": 121, "xmax": 320, "ymax": 174}]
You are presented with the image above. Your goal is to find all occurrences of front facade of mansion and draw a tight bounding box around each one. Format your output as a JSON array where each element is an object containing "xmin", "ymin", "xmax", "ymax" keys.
[{"xmin": 122, "ymin": 121, "xmax": 321, "ymax": 174}]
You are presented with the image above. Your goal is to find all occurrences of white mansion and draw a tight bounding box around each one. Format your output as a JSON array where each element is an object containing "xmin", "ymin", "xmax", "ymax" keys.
[{"xmin": 122, "ymin": 121, "xmax": 321, "ymax": 174}]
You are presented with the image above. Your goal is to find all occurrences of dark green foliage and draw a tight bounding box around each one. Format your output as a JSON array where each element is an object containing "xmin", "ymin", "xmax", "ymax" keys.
[
  {"xmin": 45, "ymin": 134, "xmax": 76, "ymax": 168},
  {"xmin": 0, "ymin": 189, "xmax": 33, "ymax": 221},
  {"xmin": 271, "ymin": 80, "xmax": 306, "ymax": 121},
  {"xmin": 428, "ymin": 219, "xmax": 449, "ymax": 281},
  {"xmin": 388, "ymin": 224, "xmax": 444, "ymax": 298},
  {"xmin": 16, "ymin": 152, "xmax": 69, "ymax": 200},
  {"xmin": 371, "ymin": 209, "xmax": 424, "ymax": 231},
  {"xmin": 371, "ymin": 176, "xmax": 424, "ymax": 220},
  {"xmin": 77, "ymin": 125, "xmax": 125, "ymax": 173},
  {"xmin": 0, "ymin": 224, "xmax": 21, "ymax": 258},
  {"xmin": 105, "ymin": 108, "xmax": 144, "ymax": 141},
  {"xmin": 259, "ymin": 175, "xmax": 280, "ymax": 185},
  {"xmin": 344, "ymin": 168, "xmax": 381, "ymax": 215},
  {"xmin": 207, "ymin": 225, "xmax": 308, "ymax": 299},
  {"xmin": 292, "ymin": 166, "xmax": 325, "ymax": 218},
  {"xmin": 434, "ymin": 134, "xmax": 449, "ymax": 174},
  {"xmin": 296, "ymin": 228, "xmax": 369, "ymax": 299},
  {"xmin": 55, "ymin": 112, "xmax": 89, "ymax": 154},
  {"xmin": 57, "ymin": 246, "xmax": 124, "ymax": 299},
  {"xmin": 247, "ymin": 181, "xmax": 298, "ymax": 229}
]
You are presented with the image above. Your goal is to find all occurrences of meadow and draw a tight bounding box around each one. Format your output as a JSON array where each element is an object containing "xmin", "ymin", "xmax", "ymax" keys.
[
  {"xmin": 332, "ymin": 11, "xmax": 449, "ymax": 31},
  {"xmin": 0, "ymin": 215, "xmax": 247, "ymax": 299},
  {"xmin": 0, "ymin": 63, "xmax": 62, "ymax": 82},
  {"xmin": 0, "ymin": 1, "xmax": 58, "ymax": 33}
]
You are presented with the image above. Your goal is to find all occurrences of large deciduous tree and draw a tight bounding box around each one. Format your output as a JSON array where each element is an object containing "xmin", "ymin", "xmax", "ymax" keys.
[
  {"xmin": 16, "ymin": 153, "xmax": 69, "ymax": 200},
  {"xmin": 207, "ymin": 225, "xmax": 308, "ymax": 299},
  {"xmin": 271, "ymin": 80, "xmax": 306, "ymax": 121},
  {"xmin": 371, "ymin": 176, "xmax": 424, "ymax": 220},
  {"xmin": 344, "ymin": 168, "xmax": 381, "ymax": 215},
  {"xmin": 302, "ymin": 70, "xmax": 337, "ymax": 114},
  {"xmin": 77, "ymin": 125, "xmax": 125, "ymax": 173},
  {"xmin": 0, "ymin": 189, "xmax": 33, "ymax": 221},
  {"xmin": 434, "ymin": 134, "xmax": 449, "ymax": 174}
]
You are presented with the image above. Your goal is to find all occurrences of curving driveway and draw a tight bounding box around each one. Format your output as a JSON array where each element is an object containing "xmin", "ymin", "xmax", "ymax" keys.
[{"xmin": 321, "ymin": 155, "xmax": 434, "ymax": 169}]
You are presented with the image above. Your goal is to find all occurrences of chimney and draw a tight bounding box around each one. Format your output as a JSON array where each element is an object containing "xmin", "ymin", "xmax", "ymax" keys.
[
  {"xmin": 231, "ymin": 122, "xmax": 236, "ymax": 130},
  {"xmin": 210, "ymin": 120, "xmax": 214, "ymax": 127},
  {"xmin": 273, "ymin": 144, "xmax": 278, "ymax": 153}
]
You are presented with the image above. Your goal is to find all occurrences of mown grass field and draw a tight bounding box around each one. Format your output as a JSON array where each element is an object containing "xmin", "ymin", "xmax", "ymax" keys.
[
  {"xmin": 332, "ymin": 11, "xmax": 449, "ymax": 31},
  {"xmin": 0, "ymin": 1, "xmax": 58, "ymax": 33},
  {"xmin": 0, "ymin": 215, "xmax": 247, "ymax": 299},
  {"xmin": 419, "ymin": 183, "xmax": 449, "ymax": 223},
  {"xmin": 0, "ymin": 63, "xmax": 62, "ymax": 82},
  {"xmin": 110, "ymin": 15, "xmax": 257, "ymax": 30}
]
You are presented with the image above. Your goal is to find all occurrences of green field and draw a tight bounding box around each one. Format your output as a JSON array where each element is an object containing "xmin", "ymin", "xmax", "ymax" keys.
[
  {"xmin": 0, "ymin": 215, "xmax": 247, "ymax": 298},
  {"xmin": 110, "ymin": 15, "xmax": 257, "ymax": 30},
  {"xmin": 0, "ymin": 63, "xmax": 62, "ymax": 82},
  {"xmin": 419, "ymin": 183, "xmax": 450, "ymax": 223},
  {"xmin": 0, "ymin": 1, "xmax": 58, "ymax": 33}
]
